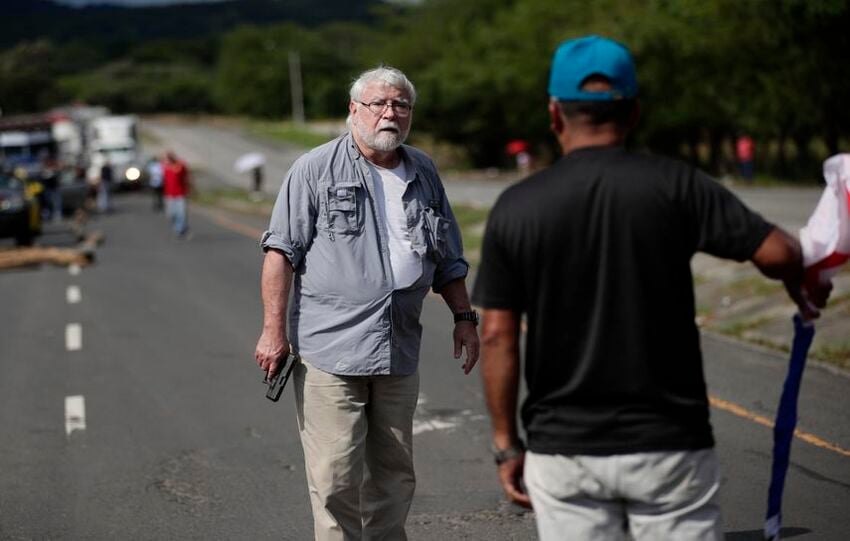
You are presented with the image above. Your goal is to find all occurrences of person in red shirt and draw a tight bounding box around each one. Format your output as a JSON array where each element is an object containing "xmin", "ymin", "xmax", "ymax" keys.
[
  {"xmin": 736, "ymin": 135, "xmax": 755, "ymax": 183},
  {"xmin": 162, "ymin": 151, "xmax": 191, "ymax": 237}
]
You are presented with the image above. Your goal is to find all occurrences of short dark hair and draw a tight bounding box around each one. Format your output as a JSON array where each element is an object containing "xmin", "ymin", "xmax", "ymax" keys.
[{"xmin": 557, "ymin": 99, "xmax": 636, "ymax": 128}]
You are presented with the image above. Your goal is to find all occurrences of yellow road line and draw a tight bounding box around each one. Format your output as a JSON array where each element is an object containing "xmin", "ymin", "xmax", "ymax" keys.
[
  {"xmin": 709, "ymin": 395, "xmax": 850, "ymax": 458},
  {"xmin": 195, "ymin": 205, "xmax": 264, "ymax": 240}
]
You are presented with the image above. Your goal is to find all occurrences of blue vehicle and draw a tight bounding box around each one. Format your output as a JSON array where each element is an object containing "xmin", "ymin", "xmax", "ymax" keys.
[{"xmin": 0, "ymin": 172, "xmax": 41, "ymax": 246}]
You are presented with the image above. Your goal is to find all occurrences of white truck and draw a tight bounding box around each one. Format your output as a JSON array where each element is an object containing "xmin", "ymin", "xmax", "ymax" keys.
[{"xmin": 87, "ymin": 115, "xmax": 144, "ymax": 188}]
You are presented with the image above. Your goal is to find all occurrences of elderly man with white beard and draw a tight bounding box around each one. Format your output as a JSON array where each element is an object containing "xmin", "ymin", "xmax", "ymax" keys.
[{"xmin": 255, "ymin": 66, "xmax": 480, "ymax": 541}]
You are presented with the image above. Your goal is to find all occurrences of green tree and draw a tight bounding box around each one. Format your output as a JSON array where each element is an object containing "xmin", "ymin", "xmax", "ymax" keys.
[
  {"xmin": 59, "ymin": 61, "xmax": 214, "ymax": 113},
  {"xmin": 0, "ymin": 40, "xmax": 69, "ymax": 113},
  {"xmin": 362, "ymin": 0, "xmax": 849, "ymax": 173},
  {"xmin": 214, "ymin": 22, "xmax": 372, "ymax": 119}
]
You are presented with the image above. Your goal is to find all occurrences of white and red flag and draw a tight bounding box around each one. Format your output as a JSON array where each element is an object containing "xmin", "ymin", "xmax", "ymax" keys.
[{"xmin": 800, "ymin": 153, "xmax": 850, "ymax": 285}]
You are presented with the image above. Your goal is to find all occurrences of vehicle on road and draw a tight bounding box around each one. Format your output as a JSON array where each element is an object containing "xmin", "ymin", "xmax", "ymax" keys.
[
  {"xmin": 0, "ymin": 120, "xmax": 55, "ymax": 181},
  {"xmin": 87, "ymin": 115, "xmax": 145, "ymax": 189},
  {"xmin": 0, "ymin": 173, "xmax": 42, "ymax": 246}
]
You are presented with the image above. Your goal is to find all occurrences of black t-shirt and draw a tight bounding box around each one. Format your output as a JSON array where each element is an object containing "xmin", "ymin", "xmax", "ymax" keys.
[{"xmin": 472, "ymin": 145, "xmax": 773, "ymax": 455}]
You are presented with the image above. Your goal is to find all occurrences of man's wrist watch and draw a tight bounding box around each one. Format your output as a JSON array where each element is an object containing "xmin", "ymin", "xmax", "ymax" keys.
[
  {"xmin": 492, "ymin": 441, "xmax": 525, "ymax": 465},
  {"xmin": 453, "ymin": 310, "xmax": 479, "ymax": 326}
]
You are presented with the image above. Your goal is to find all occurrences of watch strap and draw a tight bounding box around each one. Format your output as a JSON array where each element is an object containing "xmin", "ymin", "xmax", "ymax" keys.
[
  {"xmin": 492, "ymin": 442, "xmax": 525, "ymax": 465},
  {"xmin": 453, "ymin": 310, "xmax": 479, "ymax": 325}
]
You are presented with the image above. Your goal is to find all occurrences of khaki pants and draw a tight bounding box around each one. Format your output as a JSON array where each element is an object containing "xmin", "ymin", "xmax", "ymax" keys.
[
  {"xmin": 524, "ymin": 449, "xmax": 722, "ymax": 541},
  {"xmin": 293, "ymin": 359, "xmax": 420, "ymax": 541}
]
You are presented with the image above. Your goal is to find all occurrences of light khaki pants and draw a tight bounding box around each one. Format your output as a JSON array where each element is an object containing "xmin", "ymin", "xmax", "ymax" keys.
[
  {"xmin": 524, "ymin": 449, "xmax": 722, "ymax": 541},
  {"xmin": 293, "ymin": 359, "xmax": 420, "ymax": 541}
]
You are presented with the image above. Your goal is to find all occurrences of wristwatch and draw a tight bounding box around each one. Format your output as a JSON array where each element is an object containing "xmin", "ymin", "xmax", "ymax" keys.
[
  {"xmin": 492, "ymin": 441, "xmax": 525, "ymax": 465},
  {"xmin": 453, "ymin": 310, "xmax": 479, "ymax": 326}
]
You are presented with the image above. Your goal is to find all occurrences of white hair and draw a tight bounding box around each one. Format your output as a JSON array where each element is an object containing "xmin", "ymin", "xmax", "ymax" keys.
[
  {"xmin": 349, "ymin": 66, "xmax": 417, "ymax": 105},
  {"xmin": 346, "ymin": 66, "xmax": 417, "ymax": 128}
]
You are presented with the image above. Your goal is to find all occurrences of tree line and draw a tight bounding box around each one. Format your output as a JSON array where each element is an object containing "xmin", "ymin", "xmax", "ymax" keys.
[{"xmin": 1, "ymin": 0, "xmax": 847, "ymax": 177}]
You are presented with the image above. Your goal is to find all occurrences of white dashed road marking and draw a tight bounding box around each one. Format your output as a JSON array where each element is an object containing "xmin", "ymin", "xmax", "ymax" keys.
[
  {"xmin": 66, "ymin": 266, "xmax": 85, "ymax": 437},
  {"xmin": 65, "ymin": 395, "xmax": 86, "ymax": 436},
  {"xmin": 66, "ymin": 285, "xmax": 81, "ymax": 304},
  {"xmin": 65, "ymin": 323, "xmax": 82, "ymax": 351}
]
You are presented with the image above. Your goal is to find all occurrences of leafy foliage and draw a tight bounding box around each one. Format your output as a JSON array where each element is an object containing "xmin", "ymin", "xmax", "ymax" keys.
[
  {"xmin": 213, "ymin": 22, "xmax": 371, "ymax": 119},
  {"xmin": 58, "ymin": 60, "xmax": 215, "ymax": 113}
]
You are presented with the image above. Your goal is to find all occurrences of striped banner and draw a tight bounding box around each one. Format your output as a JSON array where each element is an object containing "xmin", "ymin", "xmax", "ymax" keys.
[{"xmin": 764, "ymin": 315, "xmax": 814, "ymax": 540}]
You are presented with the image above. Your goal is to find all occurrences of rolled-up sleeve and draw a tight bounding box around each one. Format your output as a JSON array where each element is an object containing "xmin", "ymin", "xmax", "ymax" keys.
[
  {"xmin": 432, "ymin": 182, "xmax": 469, "ymax": 292},
  {"xmin": 260, "ymin": 157, "xmax": 317, "ymax": 269}
]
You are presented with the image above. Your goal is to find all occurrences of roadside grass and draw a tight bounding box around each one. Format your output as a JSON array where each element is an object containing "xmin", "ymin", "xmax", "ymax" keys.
[
  {"xmin": 742, "ymin": 174, "xmax": 821, "ymax": 188},
  {"xmin": 722, "ymin": 274, "xmax": 786, "ymax": 298},
  {"xmin": 247, "ymin": 120, "xmax": 337, "ymax": 149},
  {"xmin": 452, "ymin": 205, "xmax": 490, "ymax": 263},
  {"xmin": 716, "ymin": 316, "xmax": 776, "ymax": 339},
  {"xmin": 693, "ymin": 273, "xmax": 708, "ymax": 286},
  {"xmin": 140, "ymin": 130, "xmax": 161, "ymax": 147},
  {"xmin": 701, "ymin": 268, "xmax": 850, "ymax": 367},
  {"xmin": 192, "ymin": 186, "xmax": 273, "ymax": 217},
  {"xmin": 813, "ymin": 343, "xmax": 850, "ymax": 370}
]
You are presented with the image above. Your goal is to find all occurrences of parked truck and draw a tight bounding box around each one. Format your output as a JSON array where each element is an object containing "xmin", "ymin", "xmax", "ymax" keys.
[{"xmin": 87, "ymin": 115, "xmax": 144, "ymax": 189}]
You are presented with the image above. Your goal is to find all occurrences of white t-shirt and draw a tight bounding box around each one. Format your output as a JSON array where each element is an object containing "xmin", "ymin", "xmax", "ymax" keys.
[{"xmin": 368, "ymin": 160, "xmax": 422, "ymax": 289}]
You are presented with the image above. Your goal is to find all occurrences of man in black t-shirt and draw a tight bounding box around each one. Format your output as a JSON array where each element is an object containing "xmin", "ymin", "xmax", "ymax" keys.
[{"xmin": 473, "ymin": 36, "xmax": 831, "ymax": 541}]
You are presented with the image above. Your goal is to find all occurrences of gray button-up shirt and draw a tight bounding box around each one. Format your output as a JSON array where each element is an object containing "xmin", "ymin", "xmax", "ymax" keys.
[{"xmin": 261, "ymin": 133, "xmax": 469, "ymax": 376}]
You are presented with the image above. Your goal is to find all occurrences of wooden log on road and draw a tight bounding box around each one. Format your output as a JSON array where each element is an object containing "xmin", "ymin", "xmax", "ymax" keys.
[{"xmin": 0, "ymin": 230, "xmax": 104, "ymax": 270}]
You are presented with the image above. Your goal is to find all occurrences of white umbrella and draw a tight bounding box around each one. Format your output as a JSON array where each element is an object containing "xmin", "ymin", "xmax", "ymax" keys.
[{"xmin": 234, "ymin": 152, "xmax": 266, "ymax": 173}]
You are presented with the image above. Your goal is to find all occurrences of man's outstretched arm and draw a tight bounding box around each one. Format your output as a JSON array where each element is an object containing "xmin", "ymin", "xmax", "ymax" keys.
[
  {"xmin": 481, "ymin": 308, "xmax": 531, "ymax": 508},
  {"xmin": 751, "ymin": 227, "xmax": 832, "ymax": 320},
  {"xmin": 255, "ymin": 249, "xmax": 294, "ymax": 376}
]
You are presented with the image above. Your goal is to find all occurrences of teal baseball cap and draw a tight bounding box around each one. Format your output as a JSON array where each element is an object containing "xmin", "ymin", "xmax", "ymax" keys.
[{"xmin": 548, "ymin": 35, "xmax": 638, "ymax": 101}]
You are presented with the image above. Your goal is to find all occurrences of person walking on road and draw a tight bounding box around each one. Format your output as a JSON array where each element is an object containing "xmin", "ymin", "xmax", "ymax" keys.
[
  {"xmin": 736, "ymin": 133, "xmax": 756, "ymax": 183},
  {"xmin": 255, "ymin": 66, "xmax": 480, "ymax": 541},
  {"xmin": 251, "ymin": 165, "xmax": 264, "ymax": 199},
  {"xmin": 472, "ymin": 35, "xmax": 832, "ymax": 541},
  {"xmin": 162, "ymin": 151, "xmax": 191, "ymax": 238},
  {"xmin": 97, "ymin": 159, "xmax": 113, "ymax": 214},
  {"xmin": 147, "ymin": 156, "xmax": 164, "ymax": 211}
]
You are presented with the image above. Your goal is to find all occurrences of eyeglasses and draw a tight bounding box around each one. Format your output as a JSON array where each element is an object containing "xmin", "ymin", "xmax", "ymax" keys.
[{"xmin": 358, "ymin": 100, "xmax": 413, "ymax": 117}]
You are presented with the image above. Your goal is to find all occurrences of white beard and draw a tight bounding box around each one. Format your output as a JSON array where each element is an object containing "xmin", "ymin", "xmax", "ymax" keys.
[{"xmin": 354, "ymin": 119, "xmax": 409, "ymax": 152}]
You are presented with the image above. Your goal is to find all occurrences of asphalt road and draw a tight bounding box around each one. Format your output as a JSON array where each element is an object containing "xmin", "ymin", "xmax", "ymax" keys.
[{"xmin": 1, "ymin": 190, "xmax": 848, "ymax": 540}]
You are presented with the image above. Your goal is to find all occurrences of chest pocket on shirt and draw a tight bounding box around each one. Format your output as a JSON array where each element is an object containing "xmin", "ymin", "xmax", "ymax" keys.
[
  {"xmin": 422, "ymin": 206, "xmax": 451, "ymax": 261},
  {"xmin": 324, "ymin": 182, "xmax": 362, "ymax": 235}
]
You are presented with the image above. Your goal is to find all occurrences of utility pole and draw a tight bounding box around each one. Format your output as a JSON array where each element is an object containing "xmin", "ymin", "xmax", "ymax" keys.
[{"xmin": 288, "ymin": 51, "xmax": 305, "ymax": 125}]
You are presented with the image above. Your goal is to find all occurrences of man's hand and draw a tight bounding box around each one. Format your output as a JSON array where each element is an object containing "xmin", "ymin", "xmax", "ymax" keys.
[
  {"xmin": 498, "ymin": 453, "xmax": 532, "ymax": 508},
  {"xmin": 751, "ymin": 228, "xmax": 835, "ymax": 321},
  {"xmin": 454, "ymin": 321, "xmax": 480, "ymax": 374},
  {"xmin": 784, "ymin": 275, "xmax": 833, "ymax": 321},
  {"xmin": 437, "ymin": 278, "xmax": 479, "ymax": 373},
  {"xmin": 255, "ymin": 329, "xmax": 290, "ymax": 378},
  {"xmin": 256, "ymin": 249, "xmax": 294, "ymax": 377},
  {"xmin": 798, "ymin": 272, "xmax": 833, "ymax": 320}
]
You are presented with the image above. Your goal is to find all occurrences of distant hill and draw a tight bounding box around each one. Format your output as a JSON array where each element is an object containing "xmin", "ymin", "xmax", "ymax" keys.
[{"xmin": 2, "ymin": 0, "xmax": 382, "ymax": 50}]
